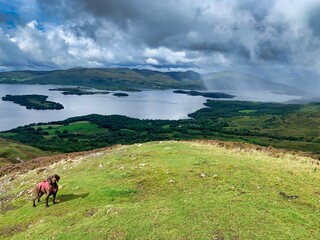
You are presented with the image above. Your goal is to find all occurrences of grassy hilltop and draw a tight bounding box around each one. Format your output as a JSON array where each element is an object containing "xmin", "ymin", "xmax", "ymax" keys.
[{"xmin": 1, "ymin": 141, "xmax": 320, "ymax": 239}]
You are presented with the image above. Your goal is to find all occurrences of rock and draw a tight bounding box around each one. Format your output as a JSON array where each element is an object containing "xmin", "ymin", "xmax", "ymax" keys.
[{"xmin": 279, "ymin": 191, "xmax": 299, "ymax": 199}]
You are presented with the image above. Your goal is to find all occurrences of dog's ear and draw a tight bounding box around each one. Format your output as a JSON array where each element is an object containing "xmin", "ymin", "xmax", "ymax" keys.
[{"xmin": 55, "ymin": 174, "xmax": 60, "ymax": 182}]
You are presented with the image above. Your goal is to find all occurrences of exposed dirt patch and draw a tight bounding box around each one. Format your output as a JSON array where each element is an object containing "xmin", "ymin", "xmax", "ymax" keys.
[
  {"xmin": 0, "ymin": 222, "xmax": 29, "ymax": 238},
  {"xmin": 0, "ymin": 194, "xmax": 19, "ymax": 214},
  {"xmin": 0, "ymin": 145, "xmax": 120, "ymax": 178}
]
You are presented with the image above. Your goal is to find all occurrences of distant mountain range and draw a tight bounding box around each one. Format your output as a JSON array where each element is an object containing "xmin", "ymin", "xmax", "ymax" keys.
[
  {"xmin": 0, "ymin": 68, "xmax": 204, "ymax": 91},
  {"xmin": 203, "ymin": 71, "xmax": 304, "ymax": 95},
  {"xmin": 0, "ymin": 68, "xmax": 304, "ymax": 94}
]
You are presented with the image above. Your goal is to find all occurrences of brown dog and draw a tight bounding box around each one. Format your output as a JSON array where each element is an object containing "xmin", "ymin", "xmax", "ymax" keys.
[{"xmin": 32, "ymin": 174, "xmax": 60, "ymax": 207}]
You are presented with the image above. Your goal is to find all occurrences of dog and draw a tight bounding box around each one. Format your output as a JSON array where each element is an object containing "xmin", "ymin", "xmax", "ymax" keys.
[{"xmin": 32, "ymin": 174, "xmax": 60, "ymax": 207}]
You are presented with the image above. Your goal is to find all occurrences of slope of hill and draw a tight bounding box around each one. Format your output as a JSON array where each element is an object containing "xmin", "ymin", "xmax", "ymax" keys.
[
  {"xmin": 0, "ymin": 68, "xmax": 204, "ymax": 90},
  {"xmin": 1, "ymin": 141, "xmax": 320, "ymax": 239},
  {"xmin": 0, "ymin": 138, "xmax": 48, "ymax": 167},
  {"xmin": 203, "ymin": 71, "xmax": 303, "ymax": 94}
]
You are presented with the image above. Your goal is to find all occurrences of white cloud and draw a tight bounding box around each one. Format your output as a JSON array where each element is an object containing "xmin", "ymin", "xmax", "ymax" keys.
[
  {"xmin": 0, "ymin": 0, "xmax": 319, "ymax": 89},
  {"xmin": 145, "ymin": 58, "xmax": 159, "ymax": 65},
  {"xmin": 144, "ymin": 47, "xmax": 192, "ymax": 65}
]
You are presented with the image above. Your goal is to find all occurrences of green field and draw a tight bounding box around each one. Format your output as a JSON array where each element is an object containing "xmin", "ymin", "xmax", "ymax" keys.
[
  {"xmin": 34, "ymin": 121, "xmax": 108, "ymax": 137},
  {"xmin": 1, "ymin": 141, "xmax": 320, "ymax": 239}
]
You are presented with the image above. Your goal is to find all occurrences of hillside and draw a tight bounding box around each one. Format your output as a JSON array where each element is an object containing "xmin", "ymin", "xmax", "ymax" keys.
[
  {"xmin": 0, "ymin": 138, "xmax": 48, "ymax": 167},
  {"xmin": 203, "ymin": 71, "xmax": 302, "ymax": 94},
  {"xmin": 0, "ymin": 68, "xmax": 204, "ymax": 90},
  {"xmin": 1, "ymin": 141, "xmax": 320, "ymax": 239}
]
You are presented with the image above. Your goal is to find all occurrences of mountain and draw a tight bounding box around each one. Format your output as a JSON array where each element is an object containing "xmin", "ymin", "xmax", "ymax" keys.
[
  {"xmin": 0, "ymin": 68, "xmax": 307, "ymax": 94},
  {"xmin": 1, "ymin": 141, "xmax": 319, "ymax": 239},
  {"xmin": 203, "ymin": 71, "xmax": 303, "ymax": 94},
  {"xmin": 0, "ymin": 68, "xmax": 204, "ymax": 90}
]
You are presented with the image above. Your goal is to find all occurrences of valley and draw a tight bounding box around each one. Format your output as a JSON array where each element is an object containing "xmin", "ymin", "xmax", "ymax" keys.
[{"xmin": 1, "ymin": 100, "xmax": 319, "ymax": 161}]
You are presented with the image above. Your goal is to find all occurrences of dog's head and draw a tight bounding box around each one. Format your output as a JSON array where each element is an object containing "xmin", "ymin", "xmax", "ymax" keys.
[{"xmin": 47, "ymin": 174, "xmax": 60, "ymax": 184}]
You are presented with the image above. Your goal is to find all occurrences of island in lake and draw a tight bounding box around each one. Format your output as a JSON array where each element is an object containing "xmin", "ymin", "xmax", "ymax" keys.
[
  {"xmin": 173, "ymin": 90, "xmax": 235, "ymax": 99},
  {"xmin": 2, "ymin": 94, "xmax": 64, "ymax": 110},
  {"xmin": 49, "ymin": 87, "xmax": 109, "ymax": 95},
  {"xmin": 113, "ymin": 92, "xmax": 129, "ymax": 97}
]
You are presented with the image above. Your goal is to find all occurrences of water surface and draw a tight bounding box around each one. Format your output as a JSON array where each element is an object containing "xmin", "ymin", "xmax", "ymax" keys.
[{"xmin": 0, "ymin": 84, "xmax": 302, "ymax": 131}]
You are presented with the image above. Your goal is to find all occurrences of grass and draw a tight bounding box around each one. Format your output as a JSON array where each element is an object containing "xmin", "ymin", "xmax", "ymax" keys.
[
  {"xmin": 227, "ymin": 104, "xmax": 320, "ymax": 140},
  {"xmin": 0, "ymin": 138, "xmax": 48, "ymax": 166},
  {"xmin": 1, "ymin": 141, "xmax": 320, "ymax": 239},
  {"xmin": 35, "ymin": 121, "xmax": 107, "ymax": 137}
]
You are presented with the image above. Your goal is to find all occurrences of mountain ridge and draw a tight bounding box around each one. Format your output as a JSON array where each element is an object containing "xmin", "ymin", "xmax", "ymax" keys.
[
  {"xmin": 0, "ymin": 68, "xmax": 304, "ymax": 94},
  {"xmin": 0, "ymin": 68, "xmax": 204, "ymax": 90}
]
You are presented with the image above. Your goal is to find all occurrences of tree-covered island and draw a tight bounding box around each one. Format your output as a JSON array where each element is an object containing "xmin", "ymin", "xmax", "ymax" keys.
[
  {"xmin": 113, "ymin": 92, "xmax": 129, "ymax": 97},
  {"xmin": 173, "ymin": 90, "xmax": 235, "ymax": 98},
  {"xmin": 49, "ymin": 87, "xmax": 109, "ymax": 95},
  {"xmin": 2, "ymin": 94, "xmax": 64, "ymax": 110}
]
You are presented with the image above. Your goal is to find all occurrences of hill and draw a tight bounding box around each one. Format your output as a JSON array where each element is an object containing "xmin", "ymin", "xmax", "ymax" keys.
[
  {"xmin": 0, "ymin": 138, "xmax": 48, "ymax": 167},
  {"xmin": 0, "ymin": 68, "xmax": 204, "ymax": 90},
  {"xmin": 203, "ymin": 71, "xmax": 303, "ymax": 94},
  {"xmin": 1, "ymin": 141, "xmax": 320, "ymax": 239}
]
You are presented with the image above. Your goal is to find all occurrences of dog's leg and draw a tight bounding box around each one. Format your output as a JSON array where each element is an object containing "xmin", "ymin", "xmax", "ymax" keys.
[
  {"xmin": 52, "ymin": 189, "xmax": 58, "ymax": 204},
  {"xmin": 38, "ymin": 191, "xmax": 44, "ymax": 202},
  {"xmin": 32, "ymin": 187, "xmax": 39, "ymax": 207},
  {"xmin": 45, "ymin": 191, "xmax": 50, "ymax": 207},
  {"xmin": 32, "ymin": 197, "xmax": 37, "ymax": 207}
]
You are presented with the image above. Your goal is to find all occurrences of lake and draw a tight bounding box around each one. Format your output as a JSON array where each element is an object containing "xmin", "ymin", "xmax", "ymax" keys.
[{"xmin": 0, "ymin": 84, "xmax": 302, "ymax": 131}]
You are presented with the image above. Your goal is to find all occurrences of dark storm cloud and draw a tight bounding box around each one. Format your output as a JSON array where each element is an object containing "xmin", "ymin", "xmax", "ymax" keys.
[
  {"xmin": 308, "ymin": 6, "xmax": 320, "ymax": 38},
  {"xmin": 0, "ymin": 0, "xmax": 320, "ymax": 92},
  {"xmin": 0, "ymin": 13, "xmax": 8, "ymax": 23},
  {"xmin": 35, "ymin": 0, "xmax": 306, "ymax": 65}
]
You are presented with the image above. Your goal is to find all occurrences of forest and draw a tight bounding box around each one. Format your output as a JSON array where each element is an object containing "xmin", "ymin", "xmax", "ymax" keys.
[{"xmin": 1, "ymin": 100, "xmax": 319, "ymax": 154}]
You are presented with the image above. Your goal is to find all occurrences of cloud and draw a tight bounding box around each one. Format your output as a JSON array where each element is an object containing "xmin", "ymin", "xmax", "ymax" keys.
[{"xmin": 0, "ymin": 0, "xmax": 319, "ymax": 90}]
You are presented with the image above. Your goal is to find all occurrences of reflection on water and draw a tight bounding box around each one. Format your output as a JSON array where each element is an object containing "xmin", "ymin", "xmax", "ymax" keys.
[{"xmin": 0, "ymin": 84, "xmax": 302, "ymax": 131}]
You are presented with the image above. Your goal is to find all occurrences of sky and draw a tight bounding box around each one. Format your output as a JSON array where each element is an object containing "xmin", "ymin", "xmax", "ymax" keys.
[{"xmin": 0, "ymin": 0, "xmax": 320, "ymax": 87}]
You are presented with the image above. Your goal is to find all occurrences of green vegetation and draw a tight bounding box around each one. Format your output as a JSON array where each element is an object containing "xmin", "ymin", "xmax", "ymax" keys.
[
  {"xmin": 0, "ymin": 138, "xmax": 48, "ymax": 166},
  {"xmin": 49, "ymin": 87, "xmax": 109, "ymax": 95},
  {"xmin": 0, "ymin": 68, "xmax": 204, "ymax": 90},
  {"xmin": 1, "ymin": 141, "xmax": 320, "ymax": 239},
  {"xmin": 2, "ymin": 94, "xmax": 64, "ymax": 110},
  {"xmin": 1, "ymin": 100, "xmax": 320, "ymax": 154},
  {"xmin": 173, "ymin": 90, "xmax": 235, "ymax": 98}
]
